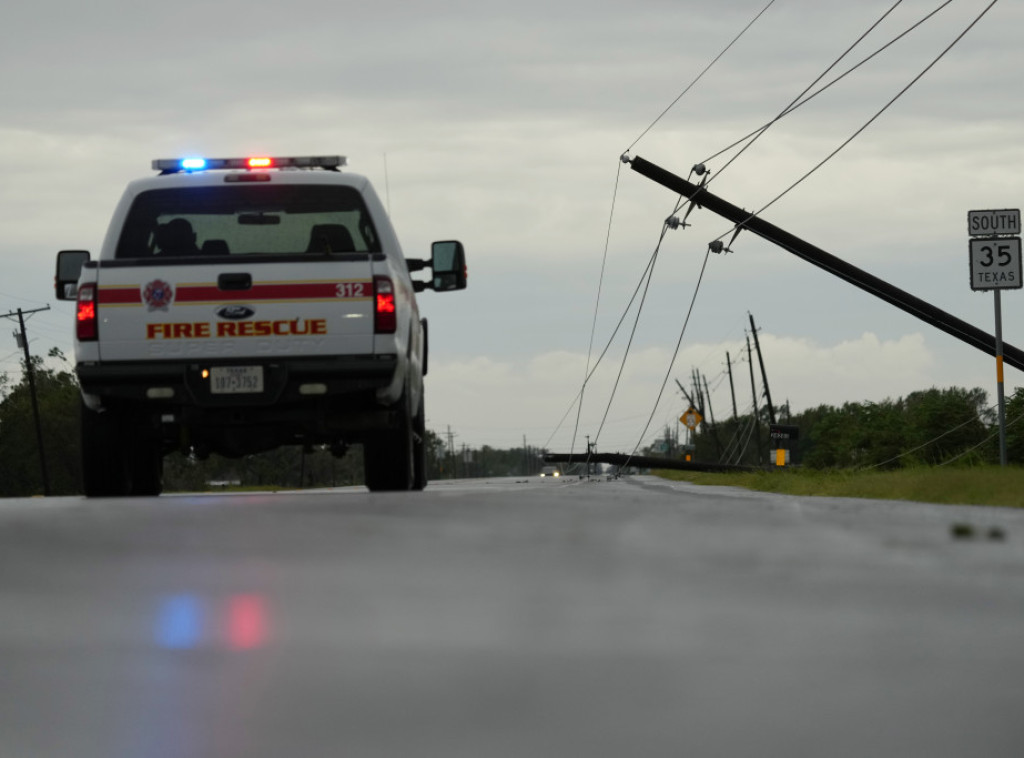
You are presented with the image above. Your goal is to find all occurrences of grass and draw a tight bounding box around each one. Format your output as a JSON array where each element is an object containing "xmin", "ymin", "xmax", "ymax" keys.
[{"xmin": 652, "ymin": 465, "xmax": 1024, "ymax": 509}]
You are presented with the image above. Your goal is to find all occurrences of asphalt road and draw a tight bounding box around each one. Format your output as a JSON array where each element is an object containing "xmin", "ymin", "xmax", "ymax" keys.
[{"xmin": 1, "ymin": 475, "xmax": 1023, "ymax": 757}]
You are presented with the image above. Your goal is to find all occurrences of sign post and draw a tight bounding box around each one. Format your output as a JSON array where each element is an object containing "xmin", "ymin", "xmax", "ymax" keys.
[
  {"xmin": 969, "ymin": 209, "xmax": 1022, "ymax": 466},
  {"xmin": 679, "ymin": 408, "xmax": 702, "ymax": 462}
]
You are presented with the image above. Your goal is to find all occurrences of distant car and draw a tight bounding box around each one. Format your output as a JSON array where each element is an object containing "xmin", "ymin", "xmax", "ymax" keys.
[{"xmin": 540, "ymin": 466, "xmax": 561, "ymax": 478}]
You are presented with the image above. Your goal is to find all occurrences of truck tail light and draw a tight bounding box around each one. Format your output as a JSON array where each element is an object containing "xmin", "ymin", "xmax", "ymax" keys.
[
  {"xmin": 77, "ymin": 283, "xmax": 98, "ymax": 341},
  {"xmin": 374, "ymin": 276, "xmax": 397, "ymax": 334}
]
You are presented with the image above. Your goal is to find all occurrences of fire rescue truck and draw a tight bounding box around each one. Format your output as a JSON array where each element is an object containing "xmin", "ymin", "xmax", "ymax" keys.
[{"xmin": 55, "ymin": 155, "xmax": 467, "ymax": 495}]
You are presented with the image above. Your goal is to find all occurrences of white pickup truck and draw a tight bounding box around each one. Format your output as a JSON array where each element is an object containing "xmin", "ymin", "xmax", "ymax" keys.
[{"xmin": 55, "ymin": 155, "xmax": 466, "ymax": 496}]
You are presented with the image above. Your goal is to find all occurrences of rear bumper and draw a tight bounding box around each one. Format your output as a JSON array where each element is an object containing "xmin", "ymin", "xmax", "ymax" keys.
[{"xmin": 77, "ymin": 355, "xmax": 398, "ymax": 408}]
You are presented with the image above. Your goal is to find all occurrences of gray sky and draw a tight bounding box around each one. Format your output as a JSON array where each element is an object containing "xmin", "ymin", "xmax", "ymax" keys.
[{"xmin": 2, "ymin": 0, "xmax": 1023, "ymax": 452}]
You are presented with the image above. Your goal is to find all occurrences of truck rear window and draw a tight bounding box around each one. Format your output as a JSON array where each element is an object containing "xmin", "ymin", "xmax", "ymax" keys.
[{"xmin": 115, "ymin": 185, "xmax": 381, "ymax": 259}]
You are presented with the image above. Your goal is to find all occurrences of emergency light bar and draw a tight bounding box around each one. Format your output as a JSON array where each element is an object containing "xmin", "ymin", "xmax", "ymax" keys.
[{"xmin": 152, "ymin": 156, "xmax": 347, "ymax": 173}]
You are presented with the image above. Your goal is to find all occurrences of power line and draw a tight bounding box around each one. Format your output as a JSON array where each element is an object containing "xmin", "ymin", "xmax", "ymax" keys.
[
  {"xmin": 543, "ymin": 238, "xmax": 665, "ymax": 451},
  {"xmin": 576, "ymin": 0, "xmax": 779, "ymax": 454},
  {"xmin": 626, "ymin": 0, "xmax": 778, "ymax": 153},
  {"xmin": 593, "ymin": 222, "xmax": 671, "ymax": 445},
  {"xmin": 573, "ymin": 159, "xmax": 625, "ymax": 460},
  {"xmin": 701, "ymin": 0, "xmax": 955, "ymax": 167},
  {"xmin": 624, "ymin": 246, "xmax": 714, "ymax": 468},
  {"xmin": 700, "ymin": 0, "xmax": 910, "ymax": 177},
  {"xmin": 709, "ymin": 0, "xmax": 1001, "ymax": 246}
]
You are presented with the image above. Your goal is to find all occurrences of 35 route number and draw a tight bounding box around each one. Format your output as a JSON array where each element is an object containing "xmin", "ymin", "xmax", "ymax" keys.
[{"xmin": 977, "ymin": 241, "xmax": 1014, "ymax": 268}]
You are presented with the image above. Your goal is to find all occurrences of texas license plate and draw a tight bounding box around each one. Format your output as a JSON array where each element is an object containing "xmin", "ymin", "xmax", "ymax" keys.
[{"xmin": 209, "ymin": 366, "xmax": 264, "ymax": 394}]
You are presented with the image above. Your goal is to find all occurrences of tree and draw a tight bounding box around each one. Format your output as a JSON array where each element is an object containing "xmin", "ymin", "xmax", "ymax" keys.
[
  {"xmin": 903, "ymin": 387, "xmax": 990, "ymax": 465},
  {"xmin": 0, "ymin": 352, "xmax": 81, "ymax": 496}
]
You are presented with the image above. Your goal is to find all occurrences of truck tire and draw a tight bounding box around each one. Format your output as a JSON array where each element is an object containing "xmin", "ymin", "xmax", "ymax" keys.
[
  {"xmin": 412, "ymin": 391, "xmax": 427, "ymax": 491},
  {"xmin": 363, "ymin": 392, "xmax": 415, "ymax": 492},
  {"xmin": 81, "ymin": 402, "xmax": 162, "ymax": 497},
  {"xmin": 129, "ymin": 432, "xmax": 163, "ymax": 496},
  {"xmin": 81, "ymin": 401, "xmax": 130, "ymax": 497}
]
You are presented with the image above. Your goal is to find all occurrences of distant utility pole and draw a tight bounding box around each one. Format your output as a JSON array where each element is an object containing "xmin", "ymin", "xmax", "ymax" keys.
[
  {"xmin": 447, "ymin": 425, "xmax": 457, "ymax": 479},
  {"xmin": 748, "ymin": 313, "xmax": 776, "ymax": 425},
  {"xmin": 4, "ymin": 306, "xmax": 51, "ymax": 496},
  {"xmin": 702, "ymin": 372, "xmax": 723, "ymax": 458}
]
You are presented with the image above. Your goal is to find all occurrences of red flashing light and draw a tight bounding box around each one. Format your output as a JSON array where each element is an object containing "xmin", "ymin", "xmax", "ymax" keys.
[
  {"xmin": 227, "ymin": 594, "xmax": 268, "ymax": 650},
  {"xmin": 247, "ymin": 157, "xmax": 272, "ymax": 168},
  {"xmin": 77, "ymin": 283, "xmax": 97, "ymax": 341},
  {"xmin": 374, "ymin": 276, "xmax": 397, "ymax": 334}
]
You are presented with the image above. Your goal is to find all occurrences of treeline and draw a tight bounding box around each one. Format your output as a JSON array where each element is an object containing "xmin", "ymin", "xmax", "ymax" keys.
[
  {"xmin": 667, "ymin": 385, "xmax": 1024, "ymax": 469},
  {"xmin": 0, "ymin": 355, "xmax": 549, "ymax": 496}
]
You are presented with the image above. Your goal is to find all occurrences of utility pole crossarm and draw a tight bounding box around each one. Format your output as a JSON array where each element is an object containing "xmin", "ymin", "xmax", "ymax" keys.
[{"xmin": 628, "ymin": 155, "xmax": 1024, "ymax": 372}]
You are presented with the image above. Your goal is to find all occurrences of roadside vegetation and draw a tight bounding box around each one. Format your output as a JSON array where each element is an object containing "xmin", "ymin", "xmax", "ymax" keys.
[
  {"xmin": 653, "ymin": 466, "xmax": 1024, "ymax": 509},
  {"xmin": 636, "ymin": 383, "xmax": 1024, "ymax": 508}
]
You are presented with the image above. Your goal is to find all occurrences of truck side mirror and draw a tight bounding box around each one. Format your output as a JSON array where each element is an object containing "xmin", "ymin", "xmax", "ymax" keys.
[
  {"xmin": 430, "ymin": 241, "xmax": 467, "ymax": 292},
  {"xmin": 55, "ymin": 250, "xmax": 91, "ymax": 300}
]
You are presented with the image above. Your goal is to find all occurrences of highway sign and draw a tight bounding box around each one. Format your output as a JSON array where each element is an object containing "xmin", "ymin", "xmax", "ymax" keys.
[
  {"xmin": 968, "ymin": 209, "xmax": 1020, "ymax": 237},
  {"xmin": 769, "ymin": 424, "xmax": 799, "ymax": 442},
  {"xmin": 680, "ymin": 408, "xmax": 702, "ymax": 430},
  {"xmin": 970, "ymin": 237, "xmax": 1022, "ymax": 291}
]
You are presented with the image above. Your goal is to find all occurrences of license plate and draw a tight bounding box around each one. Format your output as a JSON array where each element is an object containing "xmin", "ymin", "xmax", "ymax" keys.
[{"xmin": 209, "ymin": 366, "xmax": 264, "ymax": 394}]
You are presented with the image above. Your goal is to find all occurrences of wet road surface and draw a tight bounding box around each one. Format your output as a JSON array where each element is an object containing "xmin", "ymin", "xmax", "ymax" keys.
[{"xmin": 1, "ymin": 475, "xmax": 1023, "ymax": 757}]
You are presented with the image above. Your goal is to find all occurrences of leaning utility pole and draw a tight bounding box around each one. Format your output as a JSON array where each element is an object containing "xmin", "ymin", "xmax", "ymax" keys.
[
  {"xmin": 726, "ymin": 351, "xmax": 739, "ymax": 420},
  {"xmin": 746, "ymin": 334, "xmax": 763, "ymax": 465},
  {"xmin": 675, "ymin": 378, "xmax": 697, "ymax": 410},
  {"xmin": 748, "ymin": 313, "xmax": 776, "ymax": 425},
  {"xmin": 4, "ymin": 306, "xmax": 51, "ymax": 496},
  {"xmin": 691, "ymin": 368, "xmax": 705, "ymax": 417},
  {"xmin": 627, "ymin": 155, "xmax": 1024, "ymax": 372}
]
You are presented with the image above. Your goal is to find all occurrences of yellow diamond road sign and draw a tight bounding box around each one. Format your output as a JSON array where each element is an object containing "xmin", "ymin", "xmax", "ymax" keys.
[{"xmin": 680, "ymin": 407, "xmax": 702, "ymax": 430}]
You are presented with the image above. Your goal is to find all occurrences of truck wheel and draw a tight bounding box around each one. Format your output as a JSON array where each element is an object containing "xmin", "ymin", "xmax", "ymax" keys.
[
  {"xmin": 412, "ymin": 391, "xmax": 427, "ymax": 491},
  {"xmin": 363, "ymin": 392, "xmax": 415, "ymax": 492},
  {"xmin": 129, "ymin": 433, "xmax": 163, "ymax": 496},
  {"xmin": 81, "ymin": 401, "xmax": 130, "ymax": 497}
]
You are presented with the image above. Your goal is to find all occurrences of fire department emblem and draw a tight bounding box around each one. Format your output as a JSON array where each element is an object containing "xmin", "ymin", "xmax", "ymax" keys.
[{"xmin": 143, "ymin": 279, "xmax": 174, "ymax": 311}]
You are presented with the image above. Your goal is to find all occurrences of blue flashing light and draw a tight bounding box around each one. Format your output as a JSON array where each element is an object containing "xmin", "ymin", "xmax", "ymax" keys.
[
  {"xmin": 156, "ymin": 594, "xmax": 203, "ymax": 649},
  {"xmin": 180, "ymin": 157, "xmax": 207, "ymax": 171}
]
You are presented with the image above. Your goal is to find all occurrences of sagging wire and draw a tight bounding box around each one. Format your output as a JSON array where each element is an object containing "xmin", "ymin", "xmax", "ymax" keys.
[
  {"xmin": 570, "ymin": 159, "xmax": 624, "ymax": 462},
  {"xmin": 565, "ymin": 0, "xmax": 779, "ymax": 460},
  {"xmin": 938, "ymin": 409, "xmax": 1024, "ymax": 466},
  {"xmin": 543, "ymin": 237, "xmax": 667, "ymax": 452},
  {"xmin": 622, "ymin": 244, "xmax": 715, "ymax": 471},
  {"xmin": 585, "ymin": 165, "xmax": 710, "ymax": 452},
  {"xmin": 860, "ymin": 407, "xmax": 992, "ymax": 470},
  {"xmin": 592, "ymin": 220, "xmax": 672, "ymax": 446}
]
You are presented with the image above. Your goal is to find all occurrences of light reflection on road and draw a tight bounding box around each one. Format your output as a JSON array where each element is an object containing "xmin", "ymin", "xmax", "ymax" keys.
[{"xmin": 156, "ymin": 594, "xmax": 269, "ymax": 651}]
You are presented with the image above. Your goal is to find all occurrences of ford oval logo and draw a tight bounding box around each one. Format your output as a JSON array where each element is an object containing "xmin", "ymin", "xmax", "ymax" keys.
[{"xmin": 216, "ymin": 305, "xmax": 255, "ymax": 320}]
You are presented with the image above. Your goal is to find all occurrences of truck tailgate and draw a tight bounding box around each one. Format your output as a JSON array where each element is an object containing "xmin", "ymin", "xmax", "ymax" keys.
[{"xmin": 94, "ymin": 261, "xmax": 375, "ymax": 362}]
